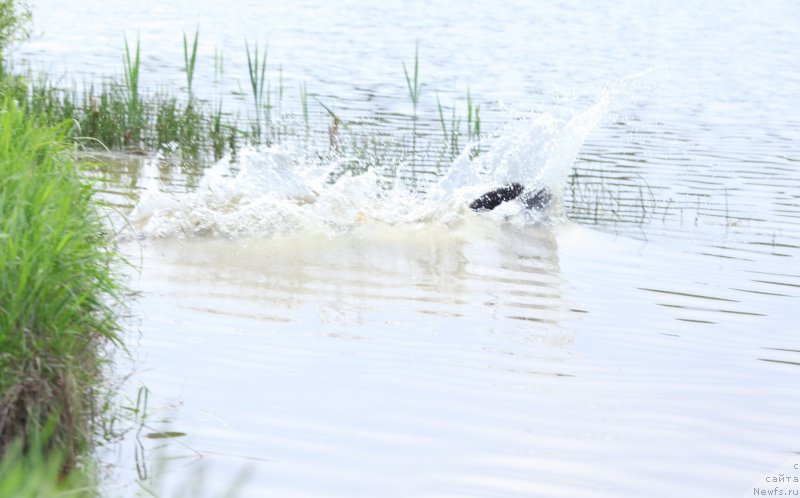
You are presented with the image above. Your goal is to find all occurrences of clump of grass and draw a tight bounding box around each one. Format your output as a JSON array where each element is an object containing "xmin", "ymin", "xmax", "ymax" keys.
[
  {"xmin": 79, "ymin": 83, "xmax": 129, "ymax": 149},
  {"xmin": 435, "ymin": 89, "xmax": 482, "ymax": 162},
  {"xmin": 436, "ymin": 93, "xmax": 460, "ymax": 160},
  {"xmin": 0, "ymin": 422, "xmax": 96, "ymax": 498},
  {"xmin": 211, "ymin": 100, "xmax": 240, "ymax": 161},
  {"xmin": 155, "ymin": 94, "xmax": 181, "ymax": 146},
  {"xmin": 210, "ymin": 100, "xmax": 225, "ymax": 160},
  {"xmin": 180, "ymin": 100, "xmax": 202, "ymax": 158},
  {"xmin": 2, "ymin": 68, "xmax": 240, "ymax": 162},
  {"xmin": 466, "ymin": 87, "xmax": 480, "ymax": 157},
  {"xmin": 0, "ymin": 99, "xmax": 125, "ymax": 469}
]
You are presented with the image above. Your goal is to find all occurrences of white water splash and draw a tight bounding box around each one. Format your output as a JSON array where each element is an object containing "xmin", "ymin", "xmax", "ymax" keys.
[{"xmin": 125, "ymin": 94, "xmax": 612, "ymax": 240}]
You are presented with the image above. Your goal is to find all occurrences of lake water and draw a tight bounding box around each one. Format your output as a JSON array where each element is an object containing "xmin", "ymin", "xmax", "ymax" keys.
[{"xmin": 15, "ymin": 0, "xmax": 800, "ymax": 497}]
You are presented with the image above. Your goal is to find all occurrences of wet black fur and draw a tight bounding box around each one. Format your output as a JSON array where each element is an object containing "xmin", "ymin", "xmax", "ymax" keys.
[
  {"xmin": 470, "ymin": 184, "xmax": 551, "ymax": 212},
  {"xmin": 469, "ymin": 183, "xmax": 525, "ymax": 211}
]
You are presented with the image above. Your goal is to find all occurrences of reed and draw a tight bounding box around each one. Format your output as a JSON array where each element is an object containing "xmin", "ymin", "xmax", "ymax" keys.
[
  {"xmin": 183, "ymin": 29, "xmax": 199, "ymax": 98},
  {"xmin": 436, "ymin": 94, "xmax": 461, "ymax": 160},
  {"xmin": 402, "ymin": 41, "xmax": 422, "ymax": 162},
  {"xmin": 299, "ymin": 81, "xmax": 309, "ymax": 138},
  {"xmin": 213, "ymin": 45, "xmax": 224, "ymax": 84},
  {"xmin": 4, "ymin": 71, "xmax": 241, "ymax": 161},
  {"xmin": 466, "ymin": 88, "xmax": 480, "ymax": 158},
  {"xmin": 434, "ymin": 90, "xmax": 484, "ymax": 162},
  {"xmin": 123, "ymin": 35, "xmax": 143, "ymax": 145},
  {"xmin": 155, "ymin": 94, "xmax": 181, "ymax": 146},
  {"xmin": 436, "ymin": 94, "xmax": 447, "ymax": 137},
  {"xmin": 210, "ymin": 99, "xmax": 226, "ymax": 160},
  {"xmin": 402, "ymin": 41, "xmax": 422, "ymax": 117},
  {"xmin": 181, "ymin": 99, "xmax": 202, "ymax": 158},
  {"xmin": 277, "ymin": 64, "xmax": 284, "ymax": 114},
  {"xmin": 245, "ymin": 39, "xmax": 268, "ymax": 142},
  {"xmin": 6, "ymin": 37, "xmax": 492, "ymax": 175},
  {"xmin": 315, "ymin": 97, "xmax": 344, "ymax": 152},
  {"xmin": 79, "ymin": 82, "xmax": 129, "ymax": 149}
]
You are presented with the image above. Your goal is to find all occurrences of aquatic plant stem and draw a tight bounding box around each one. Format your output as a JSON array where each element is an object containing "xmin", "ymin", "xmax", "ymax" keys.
[
  {"xmin": 245, "ymin": 40, "xmax": 268, "ymax": 143},
  {"xmin": 122, "ymin": 34, "xmax": 142, "ymax": 145},
  {"xmin": 183, "ymin": 29, "xmax": 199, "ymax": 99},
  {"xmin": 402, "ymin": 41, "xmax": 422, "ymax": 171}
]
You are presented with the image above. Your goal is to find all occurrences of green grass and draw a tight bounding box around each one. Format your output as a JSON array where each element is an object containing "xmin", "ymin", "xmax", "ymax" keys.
[
  {"xmin": 123, "ymin": 35, "xmax": 143, "ymax": 145},
  {"xmin": 183, "ymin": 29, "xmax": 199, "ymax": 98},
  {"xmin": 80, "ymin": 82, "xmax": 129, "ymax": 149},
  {"xmin": 0, "ymin": 0, "xmax": 31, "ymax": 73},
  {"xmin": 3, "ymin": 34, "xmax": 488, "ymax": 172},
  {"xmin": 0, "ymin": 98, "xmax": 125, "ymax": 470},
  {"xmin": 0, "ymin": 424, "xmax": 96, "ymax": 498},
  {"xmin": 245, "ymin": 39, "xmax": 268, "ymax": 143},
  {"xmin": 299, "ymin": 81, "xmax": 309, "ymax": 139},
  {"xmin": 402, "ymin": 41, "xmax": 422, "ymax": 115},
  {"xmin": 436, "ymin": 93, "xmax": 460, "ymax": 159},
  {"xmin": 402, "ymin": 41, "xmax": 422, "ymax": 165},
  {"xmin": 466, "ymin": 87, "xmax": 480, "ymax": 155}
]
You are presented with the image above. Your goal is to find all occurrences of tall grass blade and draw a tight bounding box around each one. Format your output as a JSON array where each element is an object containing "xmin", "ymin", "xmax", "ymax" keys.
[
  {"xmin": 213, "ymin": 45, "xmax": 224, "ymax": 83},
  {"xmin": 402, "ymin": 41, "xmax": 422, "ymax": 108},
  {"xmin": 436, "ymin": 94, "xmax": 448, "ymax": 142},
  {"xmin": 402, "ymin": 41, "xmax": 422, "ymax": 170},
  {"xmin": 245, "ymin": 40, "xmax": 268, "ymax": 142},
  {"xmin": 183, "ymin": 29, "xmax": 199, "ymax": 98},
  {"xmin": 122, "ymin": 35, "xmax": 142, "ymax": 145},
  {"xmin": 299, "ymin": 82, "xmax": 309, "ymax": 138}
]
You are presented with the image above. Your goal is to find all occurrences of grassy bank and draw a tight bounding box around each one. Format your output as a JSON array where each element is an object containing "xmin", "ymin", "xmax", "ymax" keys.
[{"xmin": 0, "ymin": 98, "xmax": 125, "ymax": 490}]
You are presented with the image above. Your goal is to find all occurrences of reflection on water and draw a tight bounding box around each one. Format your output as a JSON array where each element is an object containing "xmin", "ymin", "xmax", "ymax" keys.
[
  {"xmin": 109, "ymin": 225, "xmax": 571, "ymax": 496},
  {"xmin": 100, "ymin": 217, "xmax": 799, "ymax": 497}
]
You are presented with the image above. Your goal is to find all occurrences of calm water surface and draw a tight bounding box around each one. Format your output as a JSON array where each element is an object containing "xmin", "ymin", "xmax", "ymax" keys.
[{"xmin": 17, "ymin": 0, "xmax": 800, "ymax": 496}]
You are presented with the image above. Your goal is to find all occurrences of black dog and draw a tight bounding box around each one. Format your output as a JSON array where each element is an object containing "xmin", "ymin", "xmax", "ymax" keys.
[{"xmin": 470, "ymin": 183, "xmax": 551, "ymax": 212}]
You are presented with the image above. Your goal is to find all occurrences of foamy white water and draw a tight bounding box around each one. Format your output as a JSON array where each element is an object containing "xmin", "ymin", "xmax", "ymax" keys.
[{"xmin": 125, "ymin": 99, "xmax": 612, "ymax": 240}]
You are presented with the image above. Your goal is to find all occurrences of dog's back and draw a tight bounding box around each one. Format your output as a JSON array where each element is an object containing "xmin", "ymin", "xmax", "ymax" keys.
[
  {"xmin": 469, "ymin": 183, "xmax": 525, "ymax": 211},
  {"xmin": 470, "ymin": 184, "xmax": 550, "ymax": 212}
]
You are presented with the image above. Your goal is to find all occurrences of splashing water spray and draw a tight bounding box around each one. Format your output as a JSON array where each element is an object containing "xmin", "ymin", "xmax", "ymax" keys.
[{"xmin": 126, "ymin": 70, "xmax": 654, "ymax": 240}]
